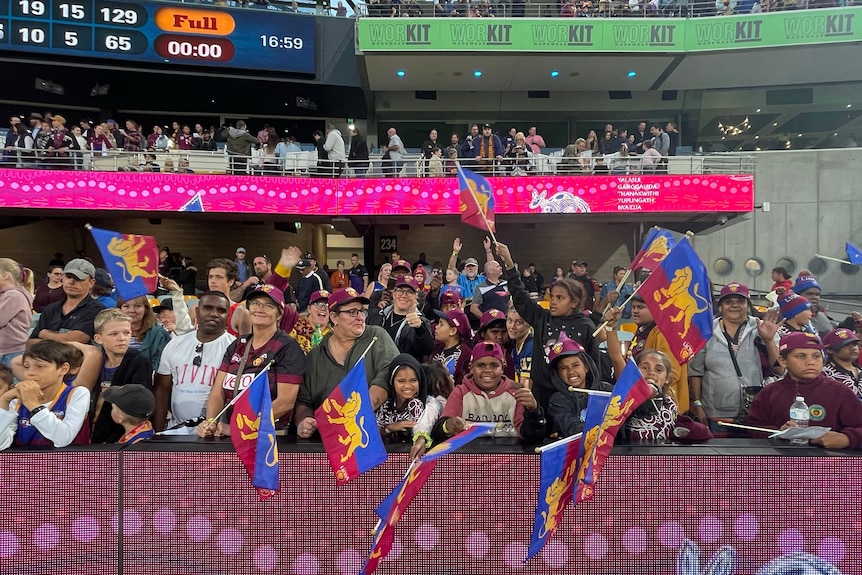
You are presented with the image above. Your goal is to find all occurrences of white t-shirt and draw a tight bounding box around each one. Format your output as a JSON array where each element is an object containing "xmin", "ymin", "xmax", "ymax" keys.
[{"xmin": 157, "ymin": 331, "xmax": 235, "ymax": 427}]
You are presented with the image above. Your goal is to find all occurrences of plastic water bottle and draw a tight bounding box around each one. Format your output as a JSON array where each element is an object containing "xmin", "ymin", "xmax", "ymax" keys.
[{"xmin": 788, "ymin": 396, "xmax": 809, "ymax": 446}]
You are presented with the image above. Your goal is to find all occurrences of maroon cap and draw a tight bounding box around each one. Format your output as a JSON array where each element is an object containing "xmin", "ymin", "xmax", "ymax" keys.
[
  {"xmin": 718, "ymin": 282, "xmax": 750, "ymax": 301},
  {"xmin": 479, "ymin": 308, "xmax": 506, "ymax": 331},
  {"xmin": 672, "ymin": 415, "xmax": 713, "ymax": 443},
  {"xmin": 392, "ymin": 259, "xmax": 412, "ymax": 273},
  {"xmin": 440, "ymin": 291, "xmax": 462, "ymax": 307},
  {"xmin": 434, "ymin": 309, "xmax": 472, "ymax": 341},
  {"xmin": 328, "ymin": 287, "xmax": 370, "ymax": 311},
  {"xmin": 822, "ymin": 328, "xmax": 859, "ymax": 351},
  {"xmin": 778, "ymin": 332, "xmax": 824, "ymax": 354},
  {"xmin": 471, "ymin": 341, "xmax": 505, "ymax": 364},
  {"xmin": 246, "ymin": 284, "xmax": 284, "ymax": 311},
  {"xmin": 309, "ymin": 289, "xmax": 330, "ymax": 305},
  {"xmin": 394, "ymin": 276, "xmax": 419, "ymax": 291},
  {"xmin": 547, "ymin": 332, "xmax": 586, "ymax": 367}
]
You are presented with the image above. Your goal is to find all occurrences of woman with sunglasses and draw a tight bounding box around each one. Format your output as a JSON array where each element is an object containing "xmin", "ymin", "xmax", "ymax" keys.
[
  {"xmin": 294, "ymin": 288, "xmax": 400, "ymax": 439},
  {"xmin": 197, "ymin": 285, "xmax": 307, "ymax": 437},
  {"xmin": 290, "ymin": 290, "xmax": 332, "ymax": 354}
]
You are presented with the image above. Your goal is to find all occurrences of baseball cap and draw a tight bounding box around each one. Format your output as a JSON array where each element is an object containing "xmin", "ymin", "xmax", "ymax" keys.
[
  {"xmin": 394, "ymin": 276, "xmax": 419, "ymax": 291},
  {"xmin": 152, "ymin": 299, "xmax": 174, "ymax": 314},
  {"xmin": 572, "ymin": 260, "xmax": 588, "ymax": 267},
  {"xmin": 464, "ymin": 257, "xmax": 479, "ymax": 267},
  {"xmin": 672, "ymin": 415, "xmax": 713, "ymax": 443},
  {"xmin": 64, "ymin": 258, "xmax": 96, "ymax": 280},
  {"xmin": 471, "ymin": 341, "xmax": 505, "ymax": 364},
  {"xmin": 440, "ymin": 291, "xmax": 462, "ymax": 307},
  {"xmin": 822, "ymin": 328, "xmax": 859, "ymax": 351},
  {"xmin": 102, "ymin": 384, "xmax": 155, "ymax": 419},
  {"xmin": 482, "ymin": 123, "xmax": 492, "ymax": 129},
  {"xmin": 94, "ymin": 268, "xmax": 114, "ymax": 289},
  {"xmin": 328, "ymin": 287, "xmax": 370, "ymax": 311},
  {"xmin": 718, "ymin": 282, "xmax": 750, "ymax": 302},
  {"xmin": 30, "ymin": 112, "xmax": 43, "ymax": 120},
  {"xmin": 434, "ymin": 309, "xmax": 472, "ymax": 341},
  {"xmin": 236, "ymin": 247, "xmax": 246, "ymax": 254},
  {"xmin": 778, "ymin": 292, "xmax": 811, "ymax": 320},
  {"xmin": 479, "ymin": 309, "xmax": 506, "ymax": 331},
  {"xmin": 304, "ymin": 252, "xmax": 317, "ymax": 261},
  {"xmin": 547, "ymin": 332, "xmax": 586, "ymax": 368},
  {"xmin": 309, "ymin": 290, "xmax": 330, "ymax": 305},
  {"xmin": 392, "ymin": 259, "xmax": 412, "ymax": 273},
  {"xmin": 246, "ymin": 284, "xmax": 285, "ymax": 311},
  {"xmin": 778, "ymin": 332, "xmax": 824, "ymax": 355}
]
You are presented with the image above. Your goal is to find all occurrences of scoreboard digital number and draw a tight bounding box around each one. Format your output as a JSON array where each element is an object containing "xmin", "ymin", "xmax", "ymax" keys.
[{"xmin": 0, "ymin": 0, "xmax": 315, "ymax": 74}]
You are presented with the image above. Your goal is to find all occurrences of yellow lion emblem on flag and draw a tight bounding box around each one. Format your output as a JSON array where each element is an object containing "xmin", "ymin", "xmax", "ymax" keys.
[
  {"xmin": 653, "ymin": 266, "xmax": 710, "ymax": 338},
  {"xmin": 107, "ymin": 235, "xmax": 157, "ymax": 283},
  {"xmin": 321, "ymin": 391, "xmax": 369, "ymax": 463}
]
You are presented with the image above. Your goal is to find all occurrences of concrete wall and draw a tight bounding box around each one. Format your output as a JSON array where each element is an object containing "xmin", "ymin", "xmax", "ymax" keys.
[{"xmin": 692, "ymin": 148, "xmax": 862, "ymax": 295}]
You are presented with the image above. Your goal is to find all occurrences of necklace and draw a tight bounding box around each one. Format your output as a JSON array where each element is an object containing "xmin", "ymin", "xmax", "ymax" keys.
[{"xmin": 387, "ymin": 312, "xmax": 406, "ymax": 330}]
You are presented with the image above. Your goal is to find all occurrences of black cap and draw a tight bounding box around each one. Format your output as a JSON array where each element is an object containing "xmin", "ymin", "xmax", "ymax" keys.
[
  {"xmin": 483, "ymin": 123, "xmax": 492, "ymax": 129},
  {"xmin": 102, "ymin": 384, "xmax": 155, "ymax": 419},
  {"xmin": 152, "ymin": 299, "xmax": 174, "ymax": 314}
]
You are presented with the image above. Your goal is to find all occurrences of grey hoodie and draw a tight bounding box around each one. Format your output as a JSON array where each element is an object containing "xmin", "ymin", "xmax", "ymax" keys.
[{"xmin": 0, "ymin": 285, "xmax": 34, "ymax": 354}]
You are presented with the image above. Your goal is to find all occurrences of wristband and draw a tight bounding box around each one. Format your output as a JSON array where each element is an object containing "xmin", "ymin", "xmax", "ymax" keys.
[
  {"xmin": 604, "ymin": 325, "xmax": 615, "ymax": 332},
  {"xmin": 413, "ymin": 431, "xmax": 432, "ymax": 449},
  {"xmin": 442, "ymin": 421, "xmax": 451, "ymax": 435},
  {"xmin": 29, "ymin": 405, "xmax": 47, "ymax": 417},
  {"xmin": 452, "ymin": 251, "xmax": 459, "ymax": 256},
  {"xmin": 693, "ymin": 400, "xmax": 703, "ymax": 407}
]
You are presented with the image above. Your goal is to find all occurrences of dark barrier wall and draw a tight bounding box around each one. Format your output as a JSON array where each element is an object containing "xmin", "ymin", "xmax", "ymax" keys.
[{"xmin": 2, "ymin": 440, "xmax": 861, "ymax": 575}]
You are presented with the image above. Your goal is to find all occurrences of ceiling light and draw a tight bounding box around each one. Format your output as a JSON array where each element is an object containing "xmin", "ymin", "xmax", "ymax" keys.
[
  {"xmin": 627, "ymin": 71, "xmax": 636, "ymax": 78},
  {"xmin": 473, "ymin": 70, "xmax": 483, "ymax": 77},
  {"xmin": 396, "ymin": 70, "xmax": 405, "ymax": 77},
  {"xmin": 755, "ymin": 108, "xmax": 761, "ymax": 113},
  {"xmin": 550, "ymin": 70, "xmax": 559, "ymax": 78}
]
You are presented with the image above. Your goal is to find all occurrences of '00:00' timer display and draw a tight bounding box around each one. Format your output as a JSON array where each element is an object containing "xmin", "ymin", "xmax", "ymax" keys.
[{"xmin": 0, "ymin": 0, "xmax": 316, "ymax": 74}]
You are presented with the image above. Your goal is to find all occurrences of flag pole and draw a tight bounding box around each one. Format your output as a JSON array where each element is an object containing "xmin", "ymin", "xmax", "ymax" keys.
[
  {"xmin": 814, "ymin": 253, "xmax": 852, "ymax": 265},
  {"xmin": 373, "ymin": 457, "xmax": 420, "ymax": 534},
  {"xmin": 358, "ymin": 336, "xmax": 378, "ymax": 361},
  {"xmin": 567, "ymin": 387, "xmax": 613, "ymax": 396},
  {"xmin": 208, "ymin": 365, "xmax": 271, "ymax": 424},
  {"xmin": 716, "ymin": 420, "xmax": 777, "ymax": 434},
  {"xmin": 534, "ymin": 432, "xmax": 583, "ymax": 454},
  {"xmin": 591, "ymin": 281, "xmax": 649, "ymax": 337}
]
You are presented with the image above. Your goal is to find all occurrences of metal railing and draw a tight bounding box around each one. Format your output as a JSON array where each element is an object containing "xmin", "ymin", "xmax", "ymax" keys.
[{"xmin": 0, "ymin": 147, "xmax": 755, "ymax": 176}]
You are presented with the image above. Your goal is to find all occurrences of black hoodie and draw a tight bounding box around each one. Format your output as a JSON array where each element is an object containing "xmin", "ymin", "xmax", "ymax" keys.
[
  {"xmin": 546, "ymin": 351, "xmax": 613, "ymax": 438},
  {"xmin": 378, "ymin": 353, "xmax": 428, "ymax": 442}
]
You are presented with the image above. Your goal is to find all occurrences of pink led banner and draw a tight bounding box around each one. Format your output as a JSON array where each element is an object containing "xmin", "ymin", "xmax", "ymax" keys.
[{"xmin": 0, "ymin": 169, "xmax": 753, "ymax": 214}]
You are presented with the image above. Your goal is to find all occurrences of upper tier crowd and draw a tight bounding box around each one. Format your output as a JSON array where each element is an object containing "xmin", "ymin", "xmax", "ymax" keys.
[
  {"xmin": 1, "ymin": 113, "xmax": 681, "ymax": 177},
  {"xmin": 1, "ymin": 236, "xmax": 861, "ymax": 454}
]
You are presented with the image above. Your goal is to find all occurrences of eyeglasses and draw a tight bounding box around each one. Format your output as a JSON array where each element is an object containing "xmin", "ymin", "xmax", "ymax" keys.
[
  {"xmin": 393, "ymin": 288, "xmax": 415, "ymax": 296},
  {"xmin": 338, "ymin": 308, "xmax": 367, "ymax": 318},
  {"xmin": 249, "ymin": 300, "xmax": 278, "ymax": 311},
  {"xmin": 310, "ymin": 300, "xmax": 329, "ymax": 309},
  {"xmin": 193, "ymin": 342, "xmax": 204, "ymax": 367}
]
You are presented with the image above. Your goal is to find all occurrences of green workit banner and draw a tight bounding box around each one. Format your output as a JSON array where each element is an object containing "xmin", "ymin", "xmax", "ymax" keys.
[{"xmin": 358, "ymin": 8, "xmax": 860, "ymax": 52}]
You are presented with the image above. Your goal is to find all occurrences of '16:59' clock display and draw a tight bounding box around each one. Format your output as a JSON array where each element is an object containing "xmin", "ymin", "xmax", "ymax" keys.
[{"xmin": 0, "ymin": 0, "xmax": 315, "ymax": 74}]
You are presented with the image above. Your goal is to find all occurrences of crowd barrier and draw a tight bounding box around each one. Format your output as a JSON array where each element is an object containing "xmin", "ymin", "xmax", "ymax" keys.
[
  {"xmin": 0, "ymin": 148, "xmax": 756, "ymax": 177},
  {"xmin": 1, "ymin": 438, "xmax": 859, "ymax": 575}
]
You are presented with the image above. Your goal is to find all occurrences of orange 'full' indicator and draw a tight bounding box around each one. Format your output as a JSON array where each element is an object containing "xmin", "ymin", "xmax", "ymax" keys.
[{"xmin": 154, "ymin": 7, "xmax": 235, "ymax": 36}]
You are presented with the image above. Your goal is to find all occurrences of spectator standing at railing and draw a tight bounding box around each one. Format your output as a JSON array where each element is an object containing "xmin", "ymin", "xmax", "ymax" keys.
[
  {"xmin": 650, "ymin": 123, "xmax": 670, "ymax": 172},
  {"xmin": 633, "ymin": 121, "xmax": 648, "ymax": 153},
  {"xmin": 640, "ymin": 140, "xmax": 661, "ymax": 173},
  {"xmin": 259, "ymin": 128, "xmax": 280, "ymax": 175},
  {"xmin": 524, "ymin": 126, "xmax": 545, "ymax": 155},
  {"xmin": 28, "ymin": 112, "xmax": 42, "ymax": 140},
  {"xmin": 505, "ymin": 131, "xmax": 533, "ymax": 175},
  {"xmin": 445, "ymin": 133, "xmax": 461, "ymax": 159},
  {"xmin": 70, "ymin": 126, "xmax": 88, "ymax": 170},
  {"xmin": 473, "ymin": 124, "xmax": 504, "ymax": 174},
  {"xmin": 39, "ymin": 116, "xmax": 78, "ymax": 170},
  {"xmin": 176, "ymin": 125, "xmax": 194, "ymax": 151},
  {"xmin": 348, "ymin": 128, "xmax": 369, "ymax": 177},
  {"xmin": 666, "ymin": 122, "xmax": 679, "ymax": 156},
  {"xmin": 193, "ymin": 130, "xmax": 217, "ymax": 152},
  {"xmin": 382, "ymin": 127, "xmax": 405, "ymax": 178},
  {"xmin": 459, "ymin": 124, "xmax": 479, "ymax": 165},
  {"xmin": 118, "ymin": 120, "xmax": 143, "ymax": 152},
  {"xmin": 421, "ymin": 129, "xmax": 439, "ymax": 176},
  {"xmin": 256, "ymin": 124, "xmax": 271, "ymax": 146},
  {"xmin": 147, "ymin": 125, "xmax": 162, "ymax": 150},
  {"xmin": 5, "ymin": 124, "xmax": 36, "ymax": 169},
  {"xmin": 323, "ymin": 124, "xmax": 346, "ymax": 177},
  {"xmin": 223, "ymin": 120, "xmax": 259, "ymax": 175},
  {"xmin": 2, "ymin": 116, "xmax": 21, "ymax": 168},
  {"xmin": 107, "ymin": 120, "xmax": 125, "ymax": 149},
  {"xmin": 560, "ymin": 0, "xmax": 576, "ymax": 16}
]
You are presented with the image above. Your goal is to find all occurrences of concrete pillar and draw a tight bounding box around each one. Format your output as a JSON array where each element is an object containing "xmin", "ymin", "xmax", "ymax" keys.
[{"xmin": 312, "ymin": 224, "xmax": 328, "ymax": 266}]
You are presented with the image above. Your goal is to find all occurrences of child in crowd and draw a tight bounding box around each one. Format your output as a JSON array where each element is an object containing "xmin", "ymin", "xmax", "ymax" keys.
[
  {"xmin": 410, "ymin": 361, "xmax": 455, "ymax": 459},
  {"xmin": 776, "ymin": 292, "xmax": 816, "ymax": 338},
  {"xmin": 376, "ymin": 353, "xmax": 427, "ymax": 443},
  {"xmin": 747, "ymin": 332, "xmax": 862, "ymax": 450},
  {"xmin": 507, "ymin": 307, "xmax": 534, "ymax": 388},
  {"xmin": 432, "ymin": 341, "xmax": 545, "ymax": 443},
  {"xmin": 0, "ymin": 341, "xmax": 91, "ymax": 450},
  {"xmin": 90, "ymin": 309, "xmax": 153, "ymax": 444},
  {"xmin": 494, "ymin": 241, "xmax": 602, "ymax": 428},
  {"xmin": 544, "ymin": 332, "xmax": 613, "ymax": 438},
  {"xmin": 0, "ymin": 364, "xmax": 12, "ymax": 396},
  {"xmin": 473, "ymin": 309, "xmax": 516, "ymax": 379},
  {"xmin": 103, "ymin": 384, "xmax": 155, "ymax": 445},
  {"xmin": 432, "ymin": 308, "xmax": 473, "ymax": 389},
  {"xmin": 821, "ymin": 328, "xmax": 861, "ymax": 401}
]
